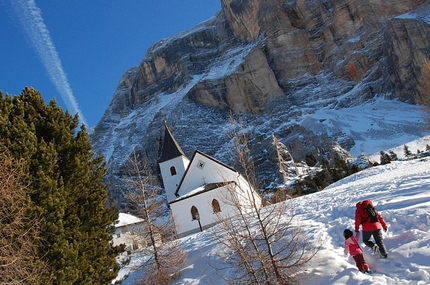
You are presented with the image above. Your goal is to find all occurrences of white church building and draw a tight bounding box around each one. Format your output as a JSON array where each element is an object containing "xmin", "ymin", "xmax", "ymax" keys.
[{"xmin": 158, "ymin": 123, "xmax": 263, "ymax": 238}]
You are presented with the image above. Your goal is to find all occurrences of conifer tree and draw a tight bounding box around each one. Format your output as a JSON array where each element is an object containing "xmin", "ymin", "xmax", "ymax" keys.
[
  {"xmin": 389, "ymin": 150, "xmax": 398, "ymax": 161},
  {"xmin": 0, "ymin": 88, "xmax": 122, "ymax": 284},
  {"xmin": 305, "ymin": 153, "xmax": 317, "ymax": 167},
  {"xmin": 380, "ymin": 150, "xmax": 391, "ymax": 165},
  {"xmin": 403, "ymin": 144, "xmax": 412, "ymax": 157}
]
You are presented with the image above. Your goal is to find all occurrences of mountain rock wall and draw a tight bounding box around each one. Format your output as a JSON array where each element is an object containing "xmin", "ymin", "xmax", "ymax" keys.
[{"xmin": 91, "ymin": 0, "xmax": 430, "ymax": 207}]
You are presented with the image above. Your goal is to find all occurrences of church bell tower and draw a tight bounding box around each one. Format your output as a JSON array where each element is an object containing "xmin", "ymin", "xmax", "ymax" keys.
[{"xmin": 158, "ymin": 122, "xmax": 190, "ymax": 202}]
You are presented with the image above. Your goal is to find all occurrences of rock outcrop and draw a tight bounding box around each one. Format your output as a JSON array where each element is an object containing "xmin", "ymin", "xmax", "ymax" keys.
[{"xmin": 91, "ymin": 0, "xmax": 430, "ymax": 207}]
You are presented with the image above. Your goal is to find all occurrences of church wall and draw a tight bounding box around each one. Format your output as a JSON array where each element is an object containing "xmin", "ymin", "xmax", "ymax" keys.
[
  {"xmin": 170, "ymin": 182, "xmax": 262, "ymax": 238},
  {"xmin": 171, "ymin": 189, "xmax": 221, "ymax": 237},
  {"xmin": 235, "ymin": 174, "xmax": 263, "ymax": 209},
  {"xmin": 170, "ymin": 186, "xmax": 242, "ymax": 238},
  {"xmin": 159, "ymin": 156, "xmax": 190, "ymax": 202}
]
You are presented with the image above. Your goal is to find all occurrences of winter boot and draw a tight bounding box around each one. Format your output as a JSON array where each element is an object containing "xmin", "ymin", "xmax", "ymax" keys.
[{"xmin": 372, "ymin": 244, "xmax": 380, "ymax": 256}]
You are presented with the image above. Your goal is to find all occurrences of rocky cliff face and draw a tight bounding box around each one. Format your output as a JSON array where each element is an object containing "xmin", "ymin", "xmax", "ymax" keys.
[{"xmin": 91, "ymin": 0, "xmax": 430, "ymax": 207}]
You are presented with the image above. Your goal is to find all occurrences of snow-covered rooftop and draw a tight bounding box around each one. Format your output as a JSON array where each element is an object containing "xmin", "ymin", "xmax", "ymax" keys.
[{"xmin": 115, "ymin": 213, "xmax": 144, "ymax": 228}]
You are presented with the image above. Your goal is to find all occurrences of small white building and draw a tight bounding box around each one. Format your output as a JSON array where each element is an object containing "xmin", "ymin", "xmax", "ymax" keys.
[
  {"xmin": 159, "ymin": 123, "xmax": 262, "ymax": 238},
  {"xmin": 113, "ymin": 213, "xmax": 161, "ymax": 253}
]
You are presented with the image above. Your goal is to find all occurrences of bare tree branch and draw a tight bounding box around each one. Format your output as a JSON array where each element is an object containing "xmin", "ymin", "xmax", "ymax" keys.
[
  {"xmin": 210, "ymin": 115, "xmax": 320, "ymax": 285},
  {"xmin": 121, "ymin": 148, "xmax": 187, "ymax": 284},
  {"xmin": 0, "ymin": 151, "xmax": 46, "ymax": 285}
]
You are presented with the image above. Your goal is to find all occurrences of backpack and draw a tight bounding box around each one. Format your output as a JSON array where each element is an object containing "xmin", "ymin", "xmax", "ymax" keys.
[{"xmin": 365, "ymin": 203, "xmax": 378, "ymax": 223}]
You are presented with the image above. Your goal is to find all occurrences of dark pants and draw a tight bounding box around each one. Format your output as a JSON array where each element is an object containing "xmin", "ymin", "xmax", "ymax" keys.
[
  {"xmin": 362, "ymin": 229, "xmax": 388, "ymax": 257},
  {"xmin": 353, "ymin": 253, "xmax": 369, "ymax": 272}
]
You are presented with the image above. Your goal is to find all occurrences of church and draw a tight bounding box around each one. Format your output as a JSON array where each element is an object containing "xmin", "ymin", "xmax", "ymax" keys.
[{"xmin": 159, "ymin": 123, "xmax": 263, "ymax": 238}]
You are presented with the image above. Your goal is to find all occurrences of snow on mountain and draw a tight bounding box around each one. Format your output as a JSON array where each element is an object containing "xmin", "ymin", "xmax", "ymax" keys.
[
  {"xmin": 202, "ymin": 42, "xmax": 260, "ymax": 80},
  {"xmin": 115, "ymin": 156, "xmax": 430, "ymax": 284},
  {"xmin": 297, "ymin": 98, "xmax": 430, "ymax": 160},
  {"xmin": 92, "ymin": 1, "xmax": 430, "ymax": 282},
  {"xmin": 90, "ymin": 0, "xmax": 430, "ymax": 207},
  {"xmin": 396, "ymin": 1, "xmax": 430, "ymax": 23},
  {"xmin": 295, "ymin": 158, "xmax": 430, "ymax": 284}
]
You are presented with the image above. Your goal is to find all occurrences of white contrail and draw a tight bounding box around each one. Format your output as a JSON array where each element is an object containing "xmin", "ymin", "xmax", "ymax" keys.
[{"xmin": 10, "ymin": 0, "xmax": 88, "ymax": 126}]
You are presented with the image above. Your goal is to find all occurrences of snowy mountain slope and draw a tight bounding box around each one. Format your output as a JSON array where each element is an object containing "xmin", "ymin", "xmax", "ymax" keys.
[
  {"xmin": 295, "ymin": 98, "xmax": 430, "ymax": 159},
  {"xmin": 91, "ymin": 0, "xmax": 430, "ymax": 206},
  {"xmin": 294, "ymin": 158, "xmax": 430, "ymax": 284},
  {"xmin": 115, "ymin": 157, "xmax": 430, "ymax": 284}
]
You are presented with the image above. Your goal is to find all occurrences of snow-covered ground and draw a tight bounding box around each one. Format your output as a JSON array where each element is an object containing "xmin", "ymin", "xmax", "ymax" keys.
[
  {"xmin": 115, "ymin": 156, "xmax": 430, "ymax": 284},
  {"xmin": 293, "ymin": 158, "xmax": 430, "ymax": 285}
]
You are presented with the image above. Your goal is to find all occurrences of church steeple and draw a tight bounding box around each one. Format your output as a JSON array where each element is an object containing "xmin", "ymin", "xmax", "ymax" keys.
[
  {"xmin": 159, "ymin": 121, "xmax": 187, "ymax": 163},
  {"xmin": 158, "ymin": 122, "xmax": 190, "ymax": 202}
]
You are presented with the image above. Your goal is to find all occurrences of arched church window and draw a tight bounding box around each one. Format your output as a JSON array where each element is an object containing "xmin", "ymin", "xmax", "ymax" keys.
[
  {"xmin": 170, "ymin": 166, "xmax": 177, "ymax": 176},
  {"xmin": 212, "ymin": 199, "xmax": 221, "ymax": 213},
  {"xmin": 191, "ymin": 206, "xmax": 199, "ymax": 220}
]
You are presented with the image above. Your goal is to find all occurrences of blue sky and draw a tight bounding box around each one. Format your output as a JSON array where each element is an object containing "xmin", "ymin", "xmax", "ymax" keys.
[{"xmin": 0, "ymin": 0, "xmax": 220, "ymax": 127}]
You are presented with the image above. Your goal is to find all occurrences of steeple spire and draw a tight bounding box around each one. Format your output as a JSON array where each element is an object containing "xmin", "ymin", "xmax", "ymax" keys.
[{"xmin": 158, "ymin": 121, "xmax": 187, "ymax": 163}]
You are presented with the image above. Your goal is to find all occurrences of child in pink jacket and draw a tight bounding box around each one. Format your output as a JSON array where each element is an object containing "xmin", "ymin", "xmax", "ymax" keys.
[{"xmin": 343, "ymin": 229, "xmax": 370, "ymax": 273}]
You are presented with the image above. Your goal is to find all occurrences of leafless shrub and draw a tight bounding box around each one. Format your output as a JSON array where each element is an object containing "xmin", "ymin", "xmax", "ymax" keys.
[
  {"xmin": 210, "ymin": 116, "xmax": 320, "ymax": 285},
  {"xmin": 0, "ymin": 151, "xmax": 45, "ymax": 284},
  {"xmin": 122, "ymin": 148, "xmax": 187, "ymax": 284}
]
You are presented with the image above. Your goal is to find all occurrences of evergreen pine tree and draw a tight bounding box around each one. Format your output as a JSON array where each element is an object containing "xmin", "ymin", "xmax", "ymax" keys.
[
  {"xmin": 351, "ymin": 164, "xmax": 360, "ymax": 173},
  {"xmin": 389, "ymin": 150, "xmax": 398, "ymax": 161},
  {"xmin": 404, "ymin": 144, "xmax": 412, "ymax": 157},
  {"xmin": 380, "ymin": 150, "xmax": 391, "ymax": 164},
  {"xmin": 0, "ymin": 88, "xmax": 122, "ymax": 284},
  {"xmin": 305, "ymin": 153, "xmax": 317, "ymax": 167}
]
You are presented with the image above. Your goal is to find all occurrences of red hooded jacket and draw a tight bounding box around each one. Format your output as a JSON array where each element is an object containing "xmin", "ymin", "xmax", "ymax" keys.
[
  {"xmin": 344, "ymin": 236, "xmax": 363, "ymax": 256},
  {"xmin": 355, "ymin": 200, "xmax": 387, "ymax": 232}
]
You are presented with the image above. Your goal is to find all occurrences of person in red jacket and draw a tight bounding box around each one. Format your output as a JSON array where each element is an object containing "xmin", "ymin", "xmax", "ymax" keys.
[
  {"xmin": 343, "ymin": 229, "xmax": 371, "ymax": 273},
  {"xmin": 355, "ymin": 200, "xmax": 388, "ymax": 258}
]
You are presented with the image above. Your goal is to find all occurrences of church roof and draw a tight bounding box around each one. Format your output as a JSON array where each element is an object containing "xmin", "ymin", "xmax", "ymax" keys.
[
  {"xmin": 115, "ymin": 213, "xmax": 144, "ymax": 228},
  {"xmin": 158, "ymin": 123, "xmax": 187, "ymax": 163},
  {"xmin": 174, "ymin": 150, "xmax": 239, "ymax": 198},
  {"xmin": 169, "ymin": 181, "xmax": 236, "ymax": 204}
]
